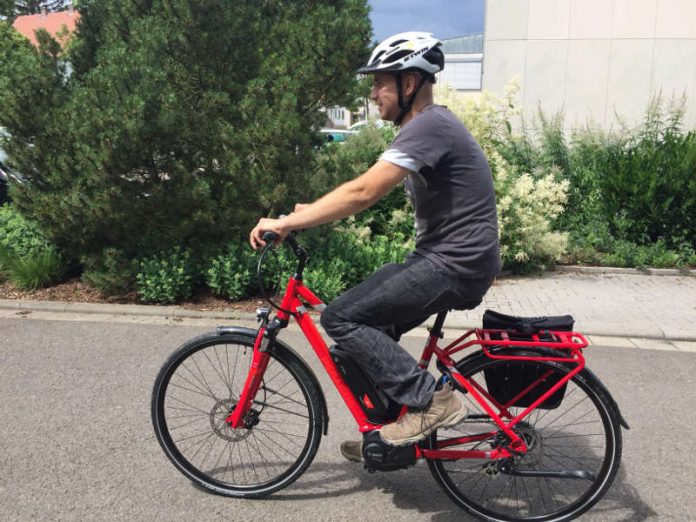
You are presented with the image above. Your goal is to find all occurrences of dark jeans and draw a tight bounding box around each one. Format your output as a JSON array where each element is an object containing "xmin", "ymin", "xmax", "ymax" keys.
[{"xmin": 320, "ymin": 255, "xmax": 493, "ymax": 410}]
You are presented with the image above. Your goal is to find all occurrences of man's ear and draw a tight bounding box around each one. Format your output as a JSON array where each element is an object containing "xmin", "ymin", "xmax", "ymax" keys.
[{"xmin": 403, "ymin": 73, "xmax": 419, "ymax": 96}]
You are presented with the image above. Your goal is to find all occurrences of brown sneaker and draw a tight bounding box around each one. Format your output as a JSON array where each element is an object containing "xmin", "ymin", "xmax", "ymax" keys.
[
  {"xmin": 339, "ymin": 440, "xmax": 363, "ymax": 462},
  {"xmin": 380, "ymin": 385, "xmax": 467, "ymax": 446}
]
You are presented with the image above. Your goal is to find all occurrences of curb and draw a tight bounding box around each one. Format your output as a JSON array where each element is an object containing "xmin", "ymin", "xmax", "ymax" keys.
[
  {"xmin": 2, "ymin": 298, "xmax": 695, "ymax": 342},
  {"xmin": 0, "ymin": 298, "xmax": 257, "ymax": 322},
  {"xmin": 551, "ymin": 265, "xmax": 696, "ymax": 277}
]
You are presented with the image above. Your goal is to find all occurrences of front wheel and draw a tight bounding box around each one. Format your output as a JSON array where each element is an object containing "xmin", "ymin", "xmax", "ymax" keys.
[
  {"xmin": 152, "ymin": 331, "xmax": 324, "ymax": 497},
  {"xmin": 427, "ymin": 352, "xmax": 622, "ymax": 521}
]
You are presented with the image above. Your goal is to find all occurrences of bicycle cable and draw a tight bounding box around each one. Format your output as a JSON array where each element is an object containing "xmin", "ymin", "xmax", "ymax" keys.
[{"xmin": 257, "ymin": 239, "xmax": 297, "ymax": 317}]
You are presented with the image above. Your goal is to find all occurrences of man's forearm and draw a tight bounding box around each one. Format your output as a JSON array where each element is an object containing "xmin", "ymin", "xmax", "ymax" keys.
[{"xmin": 280, "ymin": 180, "xmax": 375, "ymax": 231}]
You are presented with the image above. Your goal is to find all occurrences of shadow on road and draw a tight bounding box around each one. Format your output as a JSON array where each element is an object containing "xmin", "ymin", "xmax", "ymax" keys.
[
  {"xmin": 253, "ymin": 457, "xmax": 655, "ymax": 521},
  {"xmin": 587, "ymin": 465, "xmax": 656, "ymax": 521}
]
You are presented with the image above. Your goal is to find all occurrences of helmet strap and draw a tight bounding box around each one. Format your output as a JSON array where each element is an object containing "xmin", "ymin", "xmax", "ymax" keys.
[{"xmin": 394, "ymin": 73, "xmax": 429, "ymax": 126}]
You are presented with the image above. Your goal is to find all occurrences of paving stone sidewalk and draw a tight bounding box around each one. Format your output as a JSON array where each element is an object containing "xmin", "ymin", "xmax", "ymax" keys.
[{"xmin": 448, "ymin": 270, "xmax": 696, "ymax": 341}]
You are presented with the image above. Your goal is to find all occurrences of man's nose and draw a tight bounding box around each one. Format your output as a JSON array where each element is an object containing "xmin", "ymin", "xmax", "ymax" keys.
[{"xmin": 370, "ymin": 86, "xmax": 378, "ymax": 101}]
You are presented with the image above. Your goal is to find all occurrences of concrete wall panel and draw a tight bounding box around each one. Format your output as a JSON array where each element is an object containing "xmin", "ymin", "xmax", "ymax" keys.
[
  {"xmin": 652, "ymin": 40, "xmax": 696, "ymax": 98},
  {"xmin": 570, "ymin": 0, "xmax": 614, "ymax": 40},
  {"xmin": 485, "ymin": 0, "xmax": 529, "ymax": 40},
  {"xmin": 565, "ymin": 40, "xmax": 612, "ymax": 128},
  {"xmin": 527, "ymin": 0, "xmax": 571, "ymax": 40},
  {"xmin": 483, "ymin": 0, "xmax": 696, "ymax": 132},
  {"xmin": 655, "ymin": 0, "xmax": 696, "ymax": 39},
  {"xmin": 482, "ymin": 40, "xmax": 527, "ymax": 98},
  {"xmin": 524, "ymin": 40, "xmax": 569, "ymax": 119},
  {"xmin": 606, "ymin": 39, "xmax": 655, "ymax": 127},
  {"xmin": 612, "ymin": 0, "xmax": 657, "ymax": 38}
]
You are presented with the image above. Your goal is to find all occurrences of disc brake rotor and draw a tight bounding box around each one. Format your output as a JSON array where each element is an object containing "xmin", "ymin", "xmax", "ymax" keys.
[{"xmin": 210, "ymin": 398, "xmax": 253, "ymax": 442}]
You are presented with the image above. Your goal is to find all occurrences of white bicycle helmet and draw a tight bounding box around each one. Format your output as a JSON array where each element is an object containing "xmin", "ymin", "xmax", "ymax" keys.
[
  {"xmin": 358, "ymin": 31, "xmax": 444, "ymax": 77},
  {"xmin": 358, "ymin": 32, "xmax": 444, "ymax": 124}
]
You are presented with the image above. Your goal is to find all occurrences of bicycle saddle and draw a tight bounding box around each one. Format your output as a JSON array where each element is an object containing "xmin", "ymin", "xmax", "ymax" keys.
[{"xmin": 482, "ymin": 309, "xmax": 574, "ymax": 334}]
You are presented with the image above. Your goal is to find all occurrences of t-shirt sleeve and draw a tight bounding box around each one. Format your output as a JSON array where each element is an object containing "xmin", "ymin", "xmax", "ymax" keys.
[
  {"xmin": 386, "ymin": 110, "xmax": 451, "ymax": 170},
  {"xmin": 379, "ymin": 149, "xmax": 426, "ymax": 173}
]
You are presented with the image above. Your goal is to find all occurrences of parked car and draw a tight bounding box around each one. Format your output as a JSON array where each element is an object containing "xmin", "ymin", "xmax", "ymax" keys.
[
  {"xmin": 349, "ymin": 119, "xmax": 385, "ymax": 131},
  {"xmin": 320, "ymin": 128, "xmax": 357, "ymax": 143}
]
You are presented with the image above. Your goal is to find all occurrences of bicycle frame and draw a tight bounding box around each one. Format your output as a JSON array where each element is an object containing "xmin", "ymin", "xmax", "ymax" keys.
[{"xmin": 227, "ymin": 271, "xmax": 590, "ymax": 463}]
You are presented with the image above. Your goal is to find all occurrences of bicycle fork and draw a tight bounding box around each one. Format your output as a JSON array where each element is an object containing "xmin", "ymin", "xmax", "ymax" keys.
[{"xmin": 225, "ymin": 309, "xmax": 277, "ymax": 429}]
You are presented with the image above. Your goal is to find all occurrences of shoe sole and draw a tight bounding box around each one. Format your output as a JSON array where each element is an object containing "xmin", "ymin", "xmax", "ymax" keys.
[{"xmin": 380, "ymin": 404, "xmax": 468, "ymax": 447}]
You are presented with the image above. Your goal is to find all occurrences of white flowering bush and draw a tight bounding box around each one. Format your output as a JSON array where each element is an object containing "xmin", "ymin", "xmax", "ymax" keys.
[{"xmin": 435, "ymin": 79, "xmax": 569, "ymax": 268}]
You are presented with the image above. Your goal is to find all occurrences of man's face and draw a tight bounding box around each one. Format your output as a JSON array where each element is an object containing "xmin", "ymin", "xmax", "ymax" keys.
[{"xmin": 370, "ymin": 72, "xmax": 400, "ymax": 122}]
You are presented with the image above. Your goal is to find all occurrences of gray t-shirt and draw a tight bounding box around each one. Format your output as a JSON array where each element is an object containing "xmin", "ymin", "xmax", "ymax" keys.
[{"xmin": 381, "ymin": 104, "xmax": 500, "ymax": 279}]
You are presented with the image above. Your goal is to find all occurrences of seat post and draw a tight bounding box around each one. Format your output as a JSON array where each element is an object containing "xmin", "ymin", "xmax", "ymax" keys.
[{"xmin": 430, "ymin": 310, "xmax": 448, "ymax": 338}]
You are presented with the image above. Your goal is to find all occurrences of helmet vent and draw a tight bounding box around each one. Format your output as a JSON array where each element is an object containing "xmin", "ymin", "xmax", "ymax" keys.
[
  {"xmin": 389, "ymin": 39, "xmax": 408, "ymax": 47},
  {"xmin": 372, "ymin": 50, "xmax": 386, "ymax": 63},
  {"xmin": 383, "ymin": 50, "xmax": 411, "ymax": 64}
]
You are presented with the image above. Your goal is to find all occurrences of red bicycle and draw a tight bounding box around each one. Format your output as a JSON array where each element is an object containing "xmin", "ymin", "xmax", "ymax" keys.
[{"xmin": 151, "ymin": 231, "xmax": 629, "ymax": 522}]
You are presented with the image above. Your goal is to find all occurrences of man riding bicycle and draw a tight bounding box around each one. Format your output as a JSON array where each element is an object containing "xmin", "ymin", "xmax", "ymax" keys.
[{"xmin": 250, "ymin": 32, "xmax": 500, "ymax": 458}]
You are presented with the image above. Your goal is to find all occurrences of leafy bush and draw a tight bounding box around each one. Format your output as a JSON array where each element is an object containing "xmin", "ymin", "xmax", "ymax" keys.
[
  {"xmin": 565, "ymin": 221, "xmax": 695, "ymax": 269},
  {"xmin": 136, "ymin": 247, "xmax": 197, "ymax": 304},
  {"xmin": 593, "ymin": 99, "xmax": 696, "ymax": 249},
  {"xmin": 496, "ymin": 167, "xmax": 569, "ymax": 268},
  {"xmin": 205, "ymin": 243, "xmax": 256, "ymax": 300},
  {"xmin": 497, "ymin": 93, "xmax": 696, "ymax": 268},
  {"xmin": 300, "ymin": 224, "xmax": 414, "ymax": 301},
  {"xmin": 0, "ymin": 203, "xmax": 64, "ymax": 288},
  {"xmin": 304, "ymin": 258, "xmax": 347, "ymax": 303},
  {"xmin": 0, "ymin": 203, "xmax": 52, "ymax": 258},
  {"xmin": 81, "ymin": 248, "xmax": 138, "ymax": 295},
  {"xmin": 0, "ymin": 247, "xmax": 64, "ymax": 289}
]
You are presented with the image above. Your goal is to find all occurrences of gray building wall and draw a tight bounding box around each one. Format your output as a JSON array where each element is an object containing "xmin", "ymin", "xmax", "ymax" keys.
[{"xmin": 483, "ymin": 0, "xmax": 696, "ymax": 132}]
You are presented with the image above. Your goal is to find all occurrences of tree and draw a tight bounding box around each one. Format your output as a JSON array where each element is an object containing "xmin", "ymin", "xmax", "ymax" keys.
[{"xmin": 0, "ymin": 0, "xmax": 371, "ymax": 282}]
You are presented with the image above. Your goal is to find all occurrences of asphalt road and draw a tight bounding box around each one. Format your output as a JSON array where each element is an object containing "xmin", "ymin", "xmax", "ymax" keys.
[{"xmin": 1, "ymin": 316, "xmax": 694, "ymax": 521}]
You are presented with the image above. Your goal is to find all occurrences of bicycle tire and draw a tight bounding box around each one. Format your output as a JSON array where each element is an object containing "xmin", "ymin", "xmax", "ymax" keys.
[
  {"xmin": 427, "ymin": 350, "xmax": 622, "ymax": 521},
  {"xmin": 152, "ymin": 331, "xmax": 324, "ymax": 497}
]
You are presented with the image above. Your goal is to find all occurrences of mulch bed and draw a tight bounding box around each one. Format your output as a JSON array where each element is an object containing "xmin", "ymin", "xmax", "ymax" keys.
[{"xmin": 0, "ymin": 278, "xmax": 264, "ymax": 313}]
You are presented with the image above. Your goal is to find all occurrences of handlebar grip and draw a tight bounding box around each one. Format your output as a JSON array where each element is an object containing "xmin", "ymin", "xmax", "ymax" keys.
[{"xmin": 262, "ymin": 231, "xmax": 279, "ymax": 244}]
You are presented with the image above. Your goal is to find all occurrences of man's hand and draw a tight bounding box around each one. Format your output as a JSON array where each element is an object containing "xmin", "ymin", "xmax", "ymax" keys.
[{"xmin": 249, "ymin": 217, "xmax": 290, "ymax": 250}]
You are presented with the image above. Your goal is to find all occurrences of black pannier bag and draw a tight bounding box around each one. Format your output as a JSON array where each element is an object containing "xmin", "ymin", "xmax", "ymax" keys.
[{"xmin": 481, "ymin": 310, "xmax": 575, "ymax": 410}]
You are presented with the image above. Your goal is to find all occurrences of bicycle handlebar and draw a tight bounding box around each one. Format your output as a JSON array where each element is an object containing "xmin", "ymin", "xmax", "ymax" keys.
[
  {"xmin": 257, "ymin": 222, "xmax": 307, "ymax": 315},
  {"xmin": 261, "ymin": 228, "xmax": 301, "ymax": 254}
]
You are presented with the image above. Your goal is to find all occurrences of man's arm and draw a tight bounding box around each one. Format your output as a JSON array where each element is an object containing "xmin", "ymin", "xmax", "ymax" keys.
[{"xmin": 250, "ymin": 160, "xmax": 410, "ymax": 249}]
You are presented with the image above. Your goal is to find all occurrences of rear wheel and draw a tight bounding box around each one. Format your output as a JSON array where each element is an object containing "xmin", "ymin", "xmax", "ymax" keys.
[
  {"xmin": 152, "ymin": 331, "xmax": 324, "ymax": 497},
  {"xmin": 427, "ymin": 352, "xmax": 622, "ymax": 521}
]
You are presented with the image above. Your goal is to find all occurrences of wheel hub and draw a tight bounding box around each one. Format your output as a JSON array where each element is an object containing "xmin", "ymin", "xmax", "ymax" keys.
[
  {"xmin": 512, "ymin": 422, "xmax": 544, "ymax": 467},
  {"xmin": 210, "ymin": 399, "xmax": 255, "ymax": 442}
]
